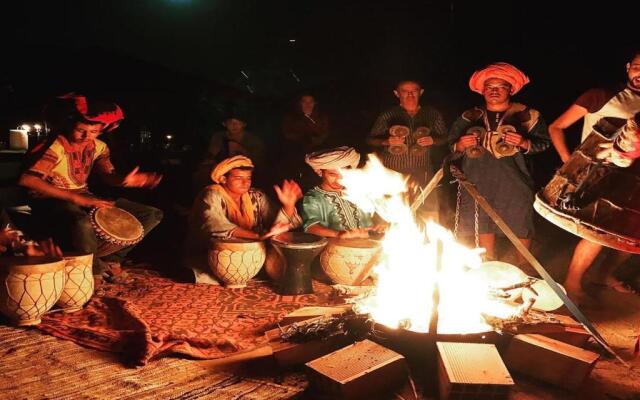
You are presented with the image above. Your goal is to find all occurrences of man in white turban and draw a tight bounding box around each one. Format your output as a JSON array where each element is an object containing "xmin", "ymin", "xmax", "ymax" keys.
[{"xmin": 301, "ymin": 146, "xmax": 377, "ymax": 238}]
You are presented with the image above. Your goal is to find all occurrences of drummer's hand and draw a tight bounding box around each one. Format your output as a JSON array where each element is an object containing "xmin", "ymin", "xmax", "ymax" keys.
[
  {"xmin": 596, "ymin": 142, "xmax": 634, "ymax": 167},
  {"xmin": 22, "ymin": 239, "xmax": 62, "ymax": 257},
  {"xmin": 260, "ymin": 222, "xmax": 292, "ymax": 240},
  {"xmin": 417, "ymin": 136, "xmax": 434, "ymax": 147},
  {"xmin": 0, "ymin": 229, "xmax": 21, "ymax": 253},
  {"xmin": 274, "ymin": 179, "xmax": 303, "ymax": 209},
  {"xmin": 123, "ymin": 166, "xmax": 163, "ymax": 189},
  {"xmin": 71, "ymin": 194, "xmax": 115, "ymax": 209},
  {"xmin": 455, "ymin": 135, "xmax": 478, "ymax": 152},
  {"xmin": 338, "ymin": 228, "xmax": 371, "ymax": 239}
]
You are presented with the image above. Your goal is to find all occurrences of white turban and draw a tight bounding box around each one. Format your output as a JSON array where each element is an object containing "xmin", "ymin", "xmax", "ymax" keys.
[{"xmin": 304, "ymin": 146, "xmax": 361, "ymax": 176}]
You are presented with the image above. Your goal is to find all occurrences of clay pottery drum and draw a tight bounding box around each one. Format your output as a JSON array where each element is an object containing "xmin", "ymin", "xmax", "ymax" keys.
[
  {"xmin": 535, "ymin": 118, "xmax": 640, "ymax": 253},
  {"xmin": 320, "ymin": 238, "xmax": 382, "ymax": 286},
  {"xmin": 56, "ymin": 253, "xmax": 94, "ymax": 313},
  {"xmin": 0, "ymin": 256, "xmax": 65, "ymax": 326},
  {"xmin": 90, "ymin": 207, "xmax": 144, "ymax": 257},
  {"xmin": 208, "ymin": 239, "xmax": 266, "ymax": 288},
  {"xmin": 271, "ymin": 232, "xmax": 327, "ymax": 295}
]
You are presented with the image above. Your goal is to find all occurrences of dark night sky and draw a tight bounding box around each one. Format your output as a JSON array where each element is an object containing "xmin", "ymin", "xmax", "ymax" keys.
[{"xmin": 1, "ymin": 0, "xmax": 637, "ymax": 145}]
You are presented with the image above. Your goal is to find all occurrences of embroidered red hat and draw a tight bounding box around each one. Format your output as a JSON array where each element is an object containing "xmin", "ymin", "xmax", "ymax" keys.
[{"xmin": 59, "ymin": 93, "xmax": 124, "ymax": 132}]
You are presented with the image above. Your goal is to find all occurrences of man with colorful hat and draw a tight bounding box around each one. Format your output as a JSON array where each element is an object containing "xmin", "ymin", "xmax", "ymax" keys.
[
  {"xmin": 449, "ymin": 63, "xmax": 551, "ymax": 262},
  {"xmin": 19, "ymin": 94, "xmax": 163, "ymax": 278}
]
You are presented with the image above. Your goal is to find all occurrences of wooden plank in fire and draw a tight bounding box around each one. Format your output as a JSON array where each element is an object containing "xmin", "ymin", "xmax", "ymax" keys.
[
  {"xmin": 279, "ymin": 305, "xmax": 353, "ymax": 325},
  {"xmin": 483, "ymin": 310, "xmax": 591, "ymax": 348},
  {"xmin": 437, "ymin": 342, "xmax": 514, "ymax": 400},
  {"xmin": 265, "ymin": 316, "xmax": 353, "ymax": 366},
  {"xmin": 305, "ymin": 339, "xmax": 408, "ymax": 400}
]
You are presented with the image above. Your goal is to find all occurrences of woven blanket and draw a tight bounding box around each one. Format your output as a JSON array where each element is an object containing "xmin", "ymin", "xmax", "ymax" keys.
[{"xmin": 37, "ymin": 270, "xmax": 335, "ymax": 365}]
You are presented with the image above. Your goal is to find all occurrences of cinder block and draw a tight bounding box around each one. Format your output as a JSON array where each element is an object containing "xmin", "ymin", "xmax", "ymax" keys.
[
  {"xmin": 504, "ymin": 334, "xmax": 599, "ymax": 391},
  {"xmin": 306, "ymin": 339, "xmax": 407, "ymax": 400},
  {"xmin": 437, "ymin": 342, "xmax": 514, "ymax": 400}
]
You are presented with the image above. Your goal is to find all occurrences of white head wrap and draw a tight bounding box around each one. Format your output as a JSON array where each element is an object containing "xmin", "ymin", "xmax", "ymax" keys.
[{"xmin": 304, "ymin": 146, "xmax": 361, "ymax": 176}]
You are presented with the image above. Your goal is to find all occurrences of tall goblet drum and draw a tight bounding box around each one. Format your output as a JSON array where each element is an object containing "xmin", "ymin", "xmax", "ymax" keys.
[{"xmin": 271, "ymin": 232, "xmax": 327, "ymax": 295}]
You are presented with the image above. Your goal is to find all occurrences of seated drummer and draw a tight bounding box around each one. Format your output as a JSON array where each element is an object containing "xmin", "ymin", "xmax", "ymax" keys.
[
  {"xmin": 18, "ymin": 94, "xmax": 163, "ymax": 277},
  {"xmin": 302, "ymin": 146, "xmax": 383, "ymax": 239},
  {"xmin": 185, "ymin": 155, "xmax": 302, "ymax": 284}
]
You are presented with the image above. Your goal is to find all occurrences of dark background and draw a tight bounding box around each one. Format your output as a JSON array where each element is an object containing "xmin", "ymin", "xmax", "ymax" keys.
[
  {"xmin": 2, "ymin": 1, "xmax": 637, "ymax": 150},
  {"xmin": 1, "ymin": 0, "xmax": 637, "ymax": 271}
]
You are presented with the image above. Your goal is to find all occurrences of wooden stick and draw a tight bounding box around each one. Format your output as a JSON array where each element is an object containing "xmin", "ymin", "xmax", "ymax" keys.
[
  {"xmin": 410, "ymin": 167, "xmax": 444, "ymax": 212},
  {"xmin": 450, "ymin": 164, "xmax": 628, "ymax": 368}
]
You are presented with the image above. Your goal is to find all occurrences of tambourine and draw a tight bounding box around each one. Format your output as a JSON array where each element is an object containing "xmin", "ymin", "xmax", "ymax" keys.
[
  {"xmin": 492, "ymin": 124, "xmax": 519, "ymax": 158},
  {"xmin": 410, "ymin": 126, "xmax": 431, "ymax": 156},
  {"xmin": 388, "ymin": 125, "xmax": 410, "ymax": 155},
  {"xmin": 464, "ymin": 126, "xmax": 486, "ymax": 159}
]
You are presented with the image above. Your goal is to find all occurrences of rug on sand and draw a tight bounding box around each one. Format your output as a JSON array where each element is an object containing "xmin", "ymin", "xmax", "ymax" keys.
[{"xmin": 37, "ymin": 270, "xmax": 336, "ymax": 365}]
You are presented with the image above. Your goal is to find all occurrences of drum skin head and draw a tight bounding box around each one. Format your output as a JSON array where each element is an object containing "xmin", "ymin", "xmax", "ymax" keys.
[{"xmin": 94, "ymin": 207, "xmax": 144, "ymax": 242}]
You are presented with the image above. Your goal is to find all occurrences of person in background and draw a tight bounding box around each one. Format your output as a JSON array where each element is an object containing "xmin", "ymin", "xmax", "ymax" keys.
[
  {"xmin": 282, "ymin": 94, "xmax": 330, "ymax": 151},
  {"xmin": 367, "ymin": 80, "xmax": 447, "ymax": 221},
  {"xmin": 194, "ymin": 112, "xmax": 266, "ymax": 190}
]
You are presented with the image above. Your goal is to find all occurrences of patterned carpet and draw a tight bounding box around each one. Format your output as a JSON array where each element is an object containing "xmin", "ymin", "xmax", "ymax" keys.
[
  {"xmin": 0, "ymin": 323, "xmax": 307, "ymax": 399},
  {"xmin": 36, "ymin": 270, "xmax": 336, "ymax": 365}
]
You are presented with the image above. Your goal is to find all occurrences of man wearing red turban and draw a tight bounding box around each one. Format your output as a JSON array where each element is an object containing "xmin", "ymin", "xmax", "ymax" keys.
[
  {"xmin": 19, "ymin": 94, "xmax": 163, "ymax": 280},
  {"xmin": 448, "ymin": 63, "xmax": 551, "ymax": 264}
]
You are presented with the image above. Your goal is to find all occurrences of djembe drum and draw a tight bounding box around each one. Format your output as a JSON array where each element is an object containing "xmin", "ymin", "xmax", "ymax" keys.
[
  {"xmin": 271, "ymin": 232, "xmax": 327, "ymax": 295},
  {"xmin": 534, "ymin": 119, "xmax": 640, "ymax": 253},
  {"xmin": 90, "ymin": 207, "xmax": 144, "ymax": 257},
  {"xmin": 0, "ymin": 256, "xmax": 65, "ymax": 326},
  {"xmin": 320, "ymin": 238, "xmax": 382, "ymax": 286},
  {"xmin": 208, "ymin": 239, "xmax": 266, "ymax": 288},
  {"xmin": 56, "ymin": 253, "xmax": 94, "ymax": 313}
]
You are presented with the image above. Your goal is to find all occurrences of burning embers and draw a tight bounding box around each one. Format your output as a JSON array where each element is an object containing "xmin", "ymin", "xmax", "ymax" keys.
[{"xmin": 340, "ymin": 155, "xmax": 534, "ymax": 334}]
